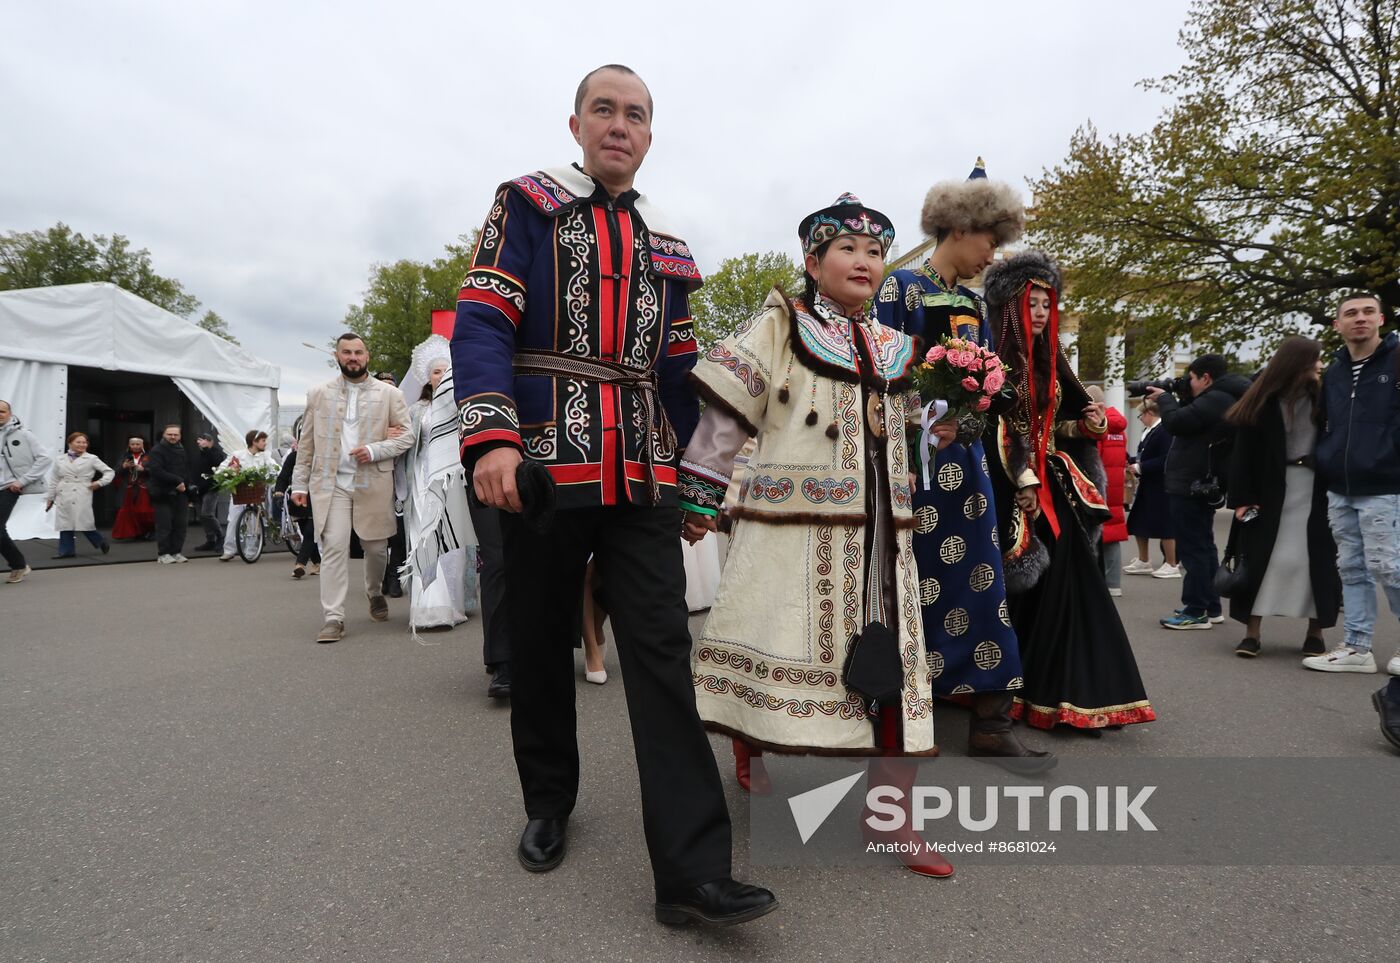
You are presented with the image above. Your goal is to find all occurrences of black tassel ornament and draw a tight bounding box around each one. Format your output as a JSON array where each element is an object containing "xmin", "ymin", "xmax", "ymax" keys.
[
  {"xmin": 825, "ymin": 422, "xmax": 839, "ymax": 439},
  {"xmin": 806, "ymin": 409, "xmax": 819, "ymax": 426}
]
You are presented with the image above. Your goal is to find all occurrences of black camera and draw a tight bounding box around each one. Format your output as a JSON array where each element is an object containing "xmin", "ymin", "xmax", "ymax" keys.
[
  {"xmin": 1127, "ymin": 375, "xmax": 1191, "ymax": 399},
  {"xmin": 1189, "ymin": 476, "xmax": 1226, "ymax": 509}
]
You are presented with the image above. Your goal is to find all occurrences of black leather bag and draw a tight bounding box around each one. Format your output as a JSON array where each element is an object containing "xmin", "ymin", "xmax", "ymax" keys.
[
  {"xmin": 1213, "ymin": 524, "xmax": 1249, "ymax": 598},
  {"xmin": 842, "ymin": 621, "xmax": 903, "ymax": 709}
]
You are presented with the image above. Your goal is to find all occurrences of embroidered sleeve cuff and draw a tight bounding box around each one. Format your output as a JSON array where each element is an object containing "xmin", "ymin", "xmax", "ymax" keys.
[
  {"xmin": 457, "ymin": 393, "xmax": 523, "ymax": 454},
  {"xmin": 1015, "ymin": 469, "xmax": 1040, "ymax": 490},
  {"xmin": 678, "ymin": 462, "xmax": 728, "ymax": 514},
  {"xmin": 680, "ymin": 501, "xmax": 718, "ymax": 517}
]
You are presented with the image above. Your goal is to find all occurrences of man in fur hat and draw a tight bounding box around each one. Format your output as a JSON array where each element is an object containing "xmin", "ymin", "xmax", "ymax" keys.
[{"xmin": 873, "ymin": 161, "xmax": 1052, "ymax": 764}]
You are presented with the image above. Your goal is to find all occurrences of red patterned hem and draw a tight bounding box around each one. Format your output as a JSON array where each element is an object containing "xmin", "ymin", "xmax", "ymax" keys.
[{"xmin": 1011, "ymin": 698, "xmax": 1157, "ymax": 730}]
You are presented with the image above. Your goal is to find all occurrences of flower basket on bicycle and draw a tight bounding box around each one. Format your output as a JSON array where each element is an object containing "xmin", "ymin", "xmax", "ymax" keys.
[{"xmin": 232, "ymin": 482, "xmax": 266, "ymax": 505}]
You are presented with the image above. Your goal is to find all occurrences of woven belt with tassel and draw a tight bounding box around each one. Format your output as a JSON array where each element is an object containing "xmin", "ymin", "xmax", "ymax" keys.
[{"xmin": 511, "ymin": 349, "xmax": 677, "ymax": 505}]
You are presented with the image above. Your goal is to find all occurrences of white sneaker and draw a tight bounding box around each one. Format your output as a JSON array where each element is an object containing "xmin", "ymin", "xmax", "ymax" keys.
[
  {"xmin": 1302, "ymin": 646, "xmax": 1377, "ymax": 674},
  {"xmin": 1151, "ymin": 563, "xmax": 1182, "ymax": 579},
  {"xmin": 1209, "ymin": 614, "xmax": 1225, "ymax": 624},
  {"xmin": 1387, "ymin": 654, "xmax": 1400, "ymax": 677},
  {"xmin": 220, "ymin": 552, "xmax": 236, "ymax": 561},
  {"xmin": 173, "ymin": 554, "xmax": 189, "ymax": 563},
  {"xmin": 1122, "ymin": 559, "xmax": 1155, "ymax": 575},
  {"xmin": 157, "ymin": 554, "xmax": 176, "ymax": 564},
  {"xmin": 1108, "ymin": 587, "xmax": 1123, "ymax": 597}
]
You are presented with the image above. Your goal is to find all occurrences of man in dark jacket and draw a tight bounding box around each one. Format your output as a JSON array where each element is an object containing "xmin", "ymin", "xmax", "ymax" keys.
[
  {"xmin": 1145, "ymin": 355, "xmax": 1251, "ymax": 629},
  {"xmin": 193, "ymin": 431, "xmax": 227, "ymax": 550},
  {"xmin": 146, "ymin": 424, "xmax": 195, "ymax": 564},
  {"xmin": 1305, "ymin": 293, "xmax": 1400, "ymax": 675}
]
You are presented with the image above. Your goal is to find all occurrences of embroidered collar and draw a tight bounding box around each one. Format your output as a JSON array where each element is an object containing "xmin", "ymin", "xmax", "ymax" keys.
[
  {"xmin": 811, "ymin": 292, "xmax": 870, "ymax": 328},
  {"xmin": 788, "ymin": 297, "xmax": 917, "ymax": 389}
]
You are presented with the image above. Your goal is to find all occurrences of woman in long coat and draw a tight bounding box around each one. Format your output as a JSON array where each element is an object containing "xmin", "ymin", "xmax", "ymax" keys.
[
  {"xmin": 46, "ymin": 431, "xmax": 115, "ymax": 558},
  {"xmin": 1224, "ymin": 336, "xmax": 1340, "ymax": 657},
  {"xmin": 984, "ymin": 252, "xmax": 1155, "ymax": 731},
  {"xmin": 1124, "ymin": 401, "xmax": 1178, "ymax": 576}
]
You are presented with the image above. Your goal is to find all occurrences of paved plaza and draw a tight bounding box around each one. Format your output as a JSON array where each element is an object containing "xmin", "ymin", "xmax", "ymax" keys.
[{"xmin": 3, "ymin": 547, "xmax": 1397, "ymax": 962}]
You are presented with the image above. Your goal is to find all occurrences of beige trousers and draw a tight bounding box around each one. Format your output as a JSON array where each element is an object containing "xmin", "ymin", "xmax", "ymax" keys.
[{"xmin": 319, "ymin": 487, "xmax": 389, "ymax": 623}]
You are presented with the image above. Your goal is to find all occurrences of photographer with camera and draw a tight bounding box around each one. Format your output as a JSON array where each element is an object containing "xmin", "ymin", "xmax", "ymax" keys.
[{"xmin": 1142, "ymin": 355, "xmax": 1250, "ymax": 630}]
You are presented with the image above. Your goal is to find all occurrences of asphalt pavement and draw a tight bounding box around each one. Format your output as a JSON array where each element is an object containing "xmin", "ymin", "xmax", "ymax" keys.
[{"xmin": 2, "ymin": 546, "xmax": 1397, "ymax": 962}]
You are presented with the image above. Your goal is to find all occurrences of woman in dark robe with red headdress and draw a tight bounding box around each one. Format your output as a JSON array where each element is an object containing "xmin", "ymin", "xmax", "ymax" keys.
[{"xmin": 983, "ymin": 252, "xmax": 1155, "ymax": 731}]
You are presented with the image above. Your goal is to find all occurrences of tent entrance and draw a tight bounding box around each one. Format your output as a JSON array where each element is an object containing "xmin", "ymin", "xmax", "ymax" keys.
[{"xmin": 65, "ymin": 365, "xmax": 209, "ymax": 527}]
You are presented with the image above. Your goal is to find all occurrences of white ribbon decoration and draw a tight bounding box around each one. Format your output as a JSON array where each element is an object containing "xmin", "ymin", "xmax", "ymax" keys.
[{"xmin": 919, "ymin": 399, "xmax": 950, "ymax": 490}]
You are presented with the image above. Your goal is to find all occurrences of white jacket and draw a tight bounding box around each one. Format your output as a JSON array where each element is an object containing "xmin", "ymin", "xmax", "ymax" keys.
[
  {"xmin": 47, "ymin": 452, "xmax": 115, "ymax": 530},
  {"xmin": 217, "ymin": 448, "xmax": 278, "ymax": 473}
]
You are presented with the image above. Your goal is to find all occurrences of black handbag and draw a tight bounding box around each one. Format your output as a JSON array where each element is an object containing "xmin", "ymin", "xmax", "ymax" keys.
[
  {"xmin": 841, "ymin": 505, "xmax": 903, "ymax": 710},
  {"xmin": 1213, "ymin": 524, "xmax": 1250, "ymax": 598}
]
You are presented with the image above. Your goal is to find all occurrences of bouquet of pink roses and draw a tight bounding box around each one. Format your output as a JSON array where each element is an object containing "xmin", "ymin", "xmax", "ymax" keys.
[{"xmin": 911, "ymin": 335, "xmax": 1009, "ymax": 422}]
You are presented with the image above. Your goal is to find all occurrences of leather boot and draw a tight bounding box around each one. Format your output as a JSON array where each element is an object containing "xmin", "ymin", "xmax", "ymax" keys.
[
  {"xmin": 859, "ymin": 756, "xmax": 953, "ymax": 878},
  {"xmin": 968, "ymin": 692, "xmax": 1056, "ymax": 772},
  {"xmin": 733, "ymin": 738, "xmax": 771, "ymax": 794}
]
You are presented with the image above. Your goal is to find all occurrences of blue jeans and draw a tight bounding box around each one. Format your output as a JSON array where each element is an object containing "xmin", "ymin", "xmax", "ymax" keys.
[
  {"xmin": 58, "ymin": 529, "xmax": 106, "ymax": 555},
  {"xmin": 1326, "ymin": 492, "xmax": 1400, "ymax": 652},
  {"xmin": 1169, "ymin": 494, "xmax": 1220, "ymax": 618}
]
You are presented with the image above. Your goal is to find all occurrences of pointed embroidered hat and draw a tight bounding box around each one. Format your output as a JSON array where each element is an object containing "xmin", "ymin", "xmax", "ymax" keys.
[{"xmin": 798, "ymin": 192, "xmax": 896, "ymax": 256}]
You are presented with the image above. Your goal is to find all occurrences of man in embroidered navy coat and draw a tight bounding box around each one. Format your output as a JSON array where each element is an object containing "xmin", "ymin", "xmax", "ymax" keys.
[{"xmin": 451, "ymin": 65, "xmax": 776, "ymax": 927}]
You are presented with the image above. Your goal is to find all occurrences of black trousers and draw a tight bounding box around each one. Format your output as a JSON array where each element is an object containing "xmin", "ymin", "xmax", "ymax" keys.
[
  {"xmin": 501, "ymin": 504, "xmax": 732, "ymax": 890},
  {"xmin": 153, "ymin": 493, "xmax": 188, "ymax": 556},
  {"xmin": 295, "ymin": 517, "xmax": 320, "ymax": 564},
  {"xmin": 468, "ymin": 496, "xmax": 511, "ymax": 667},
  {"xmin": 1169, "ymin": 493, "xmax": 1221, "ymax": 617},
  {"xmin": 383, "ymin": 514, "xmax": 406, "ymax": 590},
  {"xmin": 0, "ymin": 489, "xmax": 26, "ymax": 569}
]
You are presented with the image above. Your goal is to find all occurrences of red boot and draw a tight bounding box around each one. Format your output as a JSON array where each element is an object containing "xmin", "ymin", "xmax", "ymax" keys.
[
  {"xmin": 732, "ymin": 738, "xmax": 772, "ymax": 794},
  {"xmin": 860, "ymin": 756, "xmax": 954, "ymax": 878}
]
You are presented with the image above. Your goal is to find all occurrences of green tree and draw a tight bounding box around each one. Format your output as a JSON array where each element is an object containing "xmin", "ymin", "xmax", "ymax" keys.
[
  {"xmin": 197, "ymin": 309, "xmax": 239, "ymax": 345},
  {"xmin": 0, "ymin": 223, "xmax": 201, "ymax": 317},
  {"xmin": 690, "ymin": 251, "xmax": 803, "ymax": 350},
  {"xmin": 343, "ymin": 232, "xmax": 478, "ymax": 377},
  {"xmin": 1029, "ymin": 0, "xmax": 1400, "ymax": 375}
]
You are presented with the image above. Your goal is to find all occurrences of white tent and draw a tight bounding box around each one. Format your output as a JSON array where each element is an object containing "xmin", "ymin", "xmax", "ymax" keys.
[{"xmin": 0, "ymin": 282, "xmax": 280, "ymax": 539}]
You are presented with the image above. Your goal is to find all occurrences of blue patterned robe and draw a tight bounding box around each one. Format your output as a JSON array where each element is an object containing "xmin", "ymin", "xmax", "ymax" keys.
[{"xmin": 873, "ymin": 268, "xmax": 1023, "ymax": 696}]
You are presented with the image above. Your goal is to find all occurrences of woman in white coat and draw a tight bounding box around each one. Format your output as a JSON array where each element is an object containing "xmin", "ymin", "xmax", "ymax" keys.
[{"xmin": 46, "ymin": 431, "xmax": 115, "ymax": 558}]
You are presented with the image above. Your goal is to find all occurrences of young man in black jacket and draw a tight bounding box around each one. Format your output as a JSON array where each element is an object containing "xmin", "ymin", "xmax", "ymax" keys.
[
  {"xmin": 1305, "ymin": 293, "xmax": 1400, "ymax": 676},
  {"xmin": 1145, "ymin": 355, "xmax": 1251, "ymax": 630},
  {"xmin": 193, "ymin": 432, "xmax": 227, "ymax": 550},
  {"xmin": 146, "ymin": 424, "xmax": 195, "ymax": 564}
]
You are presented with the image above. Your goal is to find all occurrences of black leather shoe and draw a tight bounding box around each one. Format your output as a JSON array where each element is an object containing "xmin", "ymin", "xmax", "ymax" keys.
[
  {"xmin": 654, "ymin": 878, "xmax": 778, "ymax": 927},
  {"xmin": 487, "ymin": 664, "xmax": 511, "ymax": 700},
  {"xmin": 1373, "ymin": 680, "xmax": 1400, "ymax": 752},
  {"xmin": 194, "ymin": 541, "xmax": 218, "ymax": 551},
  {"xmin": 517, "ymin": 818, "xmax": 567, "ymax": 872}
]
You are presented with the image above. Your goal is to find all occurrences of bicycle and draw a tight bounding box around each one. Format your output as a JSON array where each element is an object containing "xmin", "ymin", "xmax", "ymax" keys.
[{"xmin": 234, "ymin": 486, "xmax": 299, "ymax": 563}]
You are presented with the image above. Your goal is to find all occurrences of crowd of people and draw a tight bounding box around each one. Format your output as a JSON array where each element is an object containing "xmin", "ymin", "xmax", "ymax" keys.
[{"xmin": 1, "ymin": 61, "xmax": 1397, "ymax": 930}]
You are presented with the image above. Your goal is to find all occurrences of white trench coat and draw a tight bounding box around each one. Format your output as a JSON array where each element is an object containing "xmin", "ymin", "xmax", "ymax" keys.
[{"xmin": 48, "ymin": 452, "xmax": 115, "ymax": 530}]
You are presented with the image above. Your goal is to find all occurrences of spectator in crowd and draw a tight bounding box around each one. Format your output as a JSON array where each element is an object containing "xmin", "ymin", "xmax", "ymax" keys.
[
  {"xmin": 1146, "ymin": 355, "xmax": 1250, "ymax": 630},
  {"xmin": 290, "ymin": 334, "xmax": 413, "ymax": 643},
  {"xmin": 1124, "ymin": 400, "xmax": 1181, "ymax": 579},
  {"xmin": 1306, "ymin": 292, "xmax": 1400, "ymax": 675},
  {"xmin": 0, "ymin": 399, "xmax": 54, "ymax": 583},
  {"xmin": 1224, "ymin": 336, "xmax": 1339, "ymax": 658},
  {"xmin": 145, "ymin": 423, "xmax": 195, "ymax": 564},
  {"xmin": 219, "ymin": 430, "xmax": 276, "ymax": 561},
  {"xmin": 1087, "ymin": 385, "xmax": 1129, "ymax": 597},
  {"xmin": 275, "ymin": 428, "xmax": 320, "ymax": 579},
  {"xmin": 193, "ymin": 431, "xmax": 227, "ymax": 551},
  {"xmin": 111, "ymin": 436, "xmax": 155, "ymax": 540},
  {"xmin": 46, "ymin": 431, "xmax": 115, "ymax": 558}
]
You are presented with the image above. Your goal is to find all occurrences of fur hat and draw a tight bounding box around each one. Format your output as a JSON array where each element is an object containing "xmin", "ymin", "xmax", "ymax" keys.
[
  {"xmin": 982, "ymin": 250, "xmax": 1062, "ymax": 317},
  {"xmin": 919, "ymin": 175, "xmax": 1025, "ymax": 246}
]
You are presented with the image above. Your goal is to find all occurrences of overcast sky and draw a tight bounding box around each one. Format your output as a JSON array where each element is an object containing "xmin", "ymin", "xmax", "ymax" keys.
[{"xmin": 4, "ymin": 0, "xmax": 1194, "ymax": 404}]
